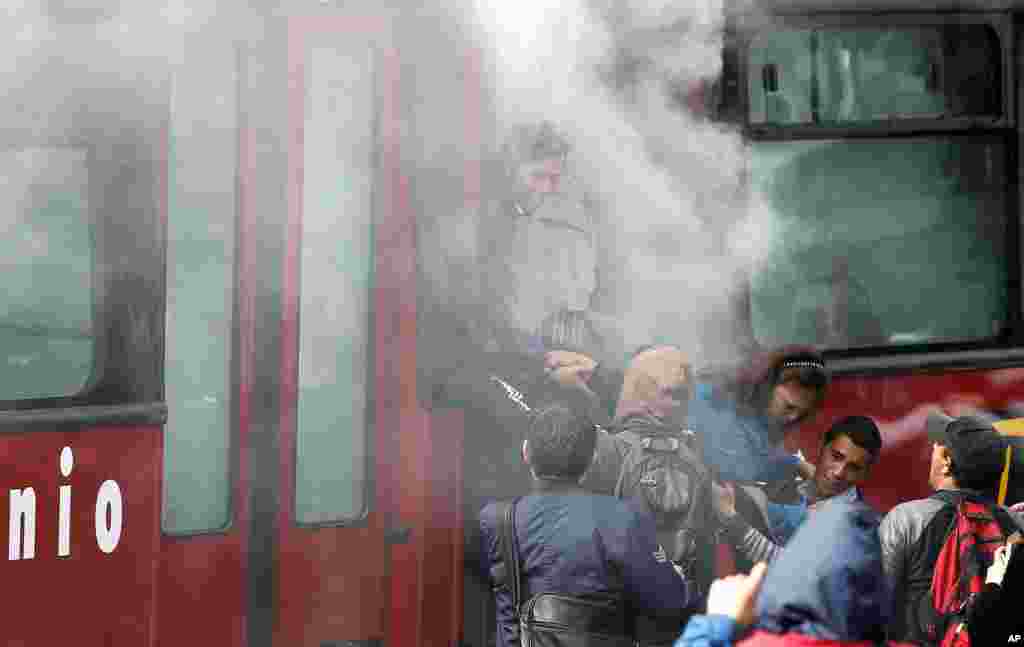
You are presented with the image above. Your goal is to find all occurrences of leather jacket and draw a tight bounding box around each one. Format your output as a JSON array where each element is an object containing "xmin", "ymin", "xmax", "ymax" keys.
[{"xmin": 879, "ymin": 489, "xmax": 1021, "ymax": 645}]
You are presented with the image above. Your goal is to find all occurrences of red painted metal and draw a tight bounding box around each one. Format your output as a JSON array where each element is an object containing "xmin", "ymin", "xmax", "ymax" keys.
[
  {"xmin": 0, "ymin": 428, "xmax": 161, "ymax": 645},
  {"xmin": 794, "ymin": 369, "xmax": 1024, "ymax": 513}
]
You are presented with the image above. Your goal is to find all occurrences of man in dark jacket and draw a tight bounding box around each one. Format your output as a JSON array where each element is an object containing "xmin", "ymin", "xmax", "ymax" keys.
[
  {"xmin": 479, "ymin": 399, "xmax": 697, "ymax": 647},
  {"xmin": 879, "ymin": 412, "xmax": 1021, "ymax": 645}
]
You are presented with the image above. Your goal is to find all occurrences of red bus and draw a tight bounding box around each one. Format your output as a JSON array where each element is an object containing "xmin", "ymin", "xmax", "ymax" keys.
[{"xmin": 3, "ymin": 1, "xmax": 1024, "ymax": 647}]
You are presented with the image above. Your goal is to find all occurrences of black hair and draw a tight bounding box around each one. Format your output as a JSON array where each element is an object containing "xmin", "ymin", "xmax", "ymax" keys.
[
  {"xmin": 824, "ymin": 415, "xmax": 882, "ymax": 460},
  {"xmin": 949, "ymin": 457, "xmax": 1004, "ymax": 493},
  {"xmin": 504, "ymin": 121, "xmax": 571, "ymax": 167},
  {"xmin": 537, "ymin": 309, "xmax": 603, "ymax": 356},
  {"xmin": 526, "ymin": 401, "xmax": 598, "ymax": 480},
  {"xmin": 715, "ymin": 346, "xmax": 829, "ymax": 423},
  {"xmin": 948, "ymin": 447, "xmax": 1007, "ymax": 493}
]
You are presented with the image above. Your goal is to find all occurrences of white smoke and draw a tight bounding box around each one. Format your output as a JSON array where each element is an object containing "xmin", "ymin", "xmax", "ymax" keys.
[{"xmin": 471, "ymin": 0, "xmax": 775, "ymax": 361}]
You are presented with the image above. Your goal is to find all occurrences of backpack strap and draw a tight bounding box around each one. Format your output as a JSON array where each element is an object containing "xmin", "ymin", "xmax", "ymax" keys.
[{"xmin": 497, "ymin": 498, "xmax": 523, "ymax": 618}]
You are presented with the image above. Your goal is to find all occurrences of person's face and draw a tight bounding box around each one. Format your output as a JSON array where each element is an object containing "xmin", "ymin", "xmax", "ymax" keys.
[
  {"xmin": 517, "ymin": 157, "xmax": 564, "ymax": 197},
  {"xmin": 764, "ymin": 381, "xmax": 818, "ymax": 428},
  {"xmin": 928, "ymin": 442, "xmax": 953, "ymax": 490},
  {"xmin": 814, "ymin": 433, "xmax": 874, "ymax": 499}
]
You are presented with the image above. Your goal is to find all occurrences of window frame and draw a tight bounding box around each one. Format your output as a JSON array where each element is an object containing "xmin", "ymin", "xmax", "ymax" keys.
[
  {"xmin": 0, "ymin": 139, "xmax": 102, "ymax": 406},
  {"xmin": 159, "ymin": 36, "xmax": 244, "ymax": 538},
  {"xmin": 0, "ymin": 116, "xmax": 167, "ymax": 415},
  {"xmin": 285, "ymin": 25, "xmax": 386, "ymax": 530},
  {"xmin": 734, "ymin": 12, "xmax": 1014, "ymax": 138},
  {"xmin": 728, "ymin": 11, "xmax": 1023, "ymax": 374}
]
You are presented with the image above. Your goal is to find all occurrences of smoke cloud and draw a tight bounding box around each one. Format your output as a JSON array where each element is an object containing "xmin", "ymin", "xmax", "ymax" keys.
[{"xmin": 461, "ymin": 0, "xmax": 775, "ymax": 364}]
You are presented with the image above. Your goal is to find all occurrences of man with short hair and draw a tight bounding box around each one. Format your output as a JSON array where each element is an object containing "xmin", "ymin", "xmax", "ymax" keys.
[
  {"xmin": 478, "ymin": 399, "xmax": 695, "ymax": 647},
  {"xmin": 879, "ymin": 413, "xmax": 1020, "ymax": 645},
  {"xmin": 714, "ymin": 415, "xmax": 883, "ymax": 564}
]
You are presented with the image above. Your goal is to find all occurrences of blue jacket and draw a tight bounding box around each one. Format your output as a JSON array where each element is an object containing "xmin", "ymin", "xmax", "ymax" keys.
[
  {"xmin": 676, "ymin": 501, "xmax": 889, "ymax": 647},
  {"xmin": 687, "ymin": 383, "xmax": 799, "ymax": 484},
  {"xmin": 755, "ymin": 500, "xmax": 889, "ymax": 641},
  {"xmin": 765, "ymin": 483, "xmax": 864, "ymax": 545},
  {"xmin": 676, "ymin": 615, "xmax": 738, "ymax": 647},
  {"xmin": 480, "ymin": 483, "xmax": 695, "ymax": 647}
]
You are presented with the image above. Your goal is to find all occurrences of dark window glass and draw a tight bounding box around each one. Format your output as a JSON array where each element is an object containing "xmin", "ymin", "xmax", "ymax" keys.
[
  {"xmin": 748, "ymin": 26, "xmax": 1001, "ymax": 124},
  {"xmin": 0, "ymin": 147, "xmax": 94, "ymax": 400},
  {"xmin": 749, "ymin": 137, "xmax": 1007, "ymax": 349}
]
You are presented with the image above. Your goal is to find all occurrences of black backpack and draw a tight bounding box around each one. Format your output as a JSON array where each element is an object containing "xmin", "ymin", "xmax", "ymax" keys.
[{"xmin": 611, "ymin": 414, "xmax": 715, "ymax": 591}]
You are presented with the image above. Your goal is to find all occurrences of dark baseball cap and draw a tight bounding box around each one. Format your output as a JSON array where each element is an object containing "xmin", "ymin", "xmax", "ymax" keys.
[{"xmin": 927, "ymin": 412, "xmax": 1008, "ymax": 490}]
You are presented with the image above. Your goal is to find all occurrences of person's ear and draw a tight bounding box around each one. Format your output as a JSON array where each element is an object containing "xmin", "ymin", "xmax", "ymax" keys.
[{"xmin": 939, "ymin": 446, "xmax": 953, "ymax": 475}]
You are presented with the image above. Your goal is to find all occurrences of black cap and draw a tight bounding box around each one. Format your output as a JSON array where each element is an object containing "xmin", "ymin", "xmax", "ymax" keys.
[{"xmin": 927, "ymin": 412, "xmax": 1008, "ymax": 490}]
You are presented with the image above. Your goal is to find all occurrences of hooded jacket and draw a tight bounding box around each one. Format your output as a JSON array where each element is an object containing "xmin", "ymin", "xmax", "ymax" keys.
[{"xmin": 677, "ymin": 501, "xmax": 915, "ymax": 647}]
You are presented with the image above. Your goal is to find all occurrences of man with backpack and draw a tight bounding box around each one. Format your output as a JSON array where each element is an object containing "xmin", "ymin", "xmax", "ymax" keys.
[
  {"xmin": 479, "ymin": 398, "xmax": 698, "ymax": 647},
  {"xmin": 577, "ymin": 345, "xmax": 720, "ymax": 596},
  {"xmin": 879, "ymin": 412, "xmax": 1022, "ymax": 646}
]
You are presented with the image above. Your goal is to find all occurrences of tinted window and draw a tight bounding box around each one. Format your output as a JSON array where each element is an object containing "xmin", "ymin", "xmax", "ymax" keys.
[
  {"xmin": 0, "ymin": 148, "xmax": 93, "ymax": 400},
  {"xmin": 748, "ymin": 26, "xmax": 1001, "ymax": 124},
  {"xmin": 295, "ymin": 43, "xmax": 374, "ymax": 525},
  {"xmin": 749, "ymin": 137, "xmax": 1007, "ymax": 348},
  {"xmin": 162, "ymin": 38, "xmax": 236, "ymax": 534}
]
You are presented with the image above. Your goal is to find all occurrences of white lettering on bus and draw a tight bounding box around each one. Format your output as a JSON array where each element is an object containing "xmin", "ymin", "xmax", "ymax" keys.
[
  {"xmin": 9, "ymin": 487, "xmax": 36, "ymax": 561},
  {"xmin": 58, "ymin": 446, "xmax": 73, "ymax": 558},
  {"xmin": 94, "ymin": 480, "xmax": 122, "ymax": 554},
  {"xmin": 7, "ymin": 448, "xmax": 124, "ymax": 560}
]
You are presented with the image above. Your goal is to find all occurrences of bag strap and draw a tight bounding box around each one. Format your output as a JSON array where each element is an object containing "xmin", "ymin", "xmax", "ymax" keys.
[{"xmin": 498, "ymin": 497, "xmax": 523, "ymax": 618}]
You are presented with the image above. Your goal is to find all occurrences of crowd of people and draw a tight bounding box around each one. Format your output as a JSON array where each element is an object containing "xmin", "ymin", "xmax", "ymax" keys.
[
  {"xmin": 474, "ymin": 343, "xmax": 1024, "ymax": 647},
  {"xmin": 457, "ymin": 123, "xmax": 1024, "ymax": 647}
]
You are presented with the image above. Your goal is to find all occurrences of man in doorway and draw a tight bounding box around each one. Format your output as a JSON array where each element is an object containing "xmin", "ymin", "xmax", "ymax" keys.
[{"xmin": 477, "ymin": 121, "xmax": 602, "ymax": 354}]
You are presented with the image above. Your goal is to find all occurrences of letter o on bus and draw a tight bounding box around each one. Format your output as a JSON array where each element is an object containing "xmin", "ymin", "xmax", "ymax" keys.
[{"xmin": 94, "ymin": 480, "xmax": 123, "ymax": 554}]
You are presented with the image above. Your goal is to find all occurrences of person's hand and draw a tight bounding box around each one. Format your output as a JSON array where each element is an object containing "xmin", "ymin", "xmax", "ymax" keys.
[
  {"xmin": 712, "ymin": 481, "xmax": 738, "ymax": 521},
  {"xmin": 987, "ymin": 544, "xmax": 1014, "ymax": 586},
  {"xmin": 705, "ymin": 562, "xmax": 768, "ymax": 627},
  {"xmin": 544, "ymin": 351, "xmax": 597, "ymax": 390},
  {"xmin": 796, "ymin": 457, "xmax": 816, "ymax": 481}
]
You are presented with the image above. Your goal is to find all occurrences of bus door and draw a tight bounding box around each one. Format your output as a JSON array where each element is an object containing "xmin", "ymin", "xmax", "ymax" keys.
[
  {"xmin": 273, "ymin": 12, "xmax": 464, "ymax": 647},
  {"xmin": 156, "ymin": 14, "xmax": 248, "ymax": 647}
]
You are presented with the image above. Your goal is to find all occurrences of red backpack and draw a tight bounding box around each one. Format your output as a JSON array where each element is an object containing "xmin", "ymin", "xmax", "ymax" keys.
[{"xmin": 927, "ymin": 500, "xmax": 1011, "ymax": 647}]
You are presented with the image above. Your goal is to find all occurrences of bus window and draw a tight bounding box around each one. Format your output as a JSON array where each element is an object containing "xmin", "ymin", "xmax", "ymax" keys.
[
  {"xmin": 0, "ymin": 147, "xmax": 93, "ymax": 400},
  {"xmin": 749, "ymin": 137, "xmax": 1007, "ymax": 349},
  {"xmin": 748, "ymin": 25, "xmax": 1001, "ymax": 124},
  {"xmin": 295, "ymin": 43, "xmax": 374, "ymax": 525},
  {"xmin": 162, "ymin": 39, "xmax": 236, "ymax": 534}
]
